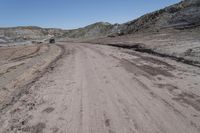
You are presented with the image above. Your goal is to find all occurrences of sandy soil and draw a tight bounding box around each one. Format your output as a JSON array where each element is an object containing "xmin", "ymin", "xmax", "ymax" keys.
[
  {"xmin": 0, "ymin": 43, "xmax": 63, "ymax": 110},
  {"xmin": 88, "ymin": 29, "xmax": 200, "ymax": 65},
  {"xmin": 0, "ymin": 42, "xmax": 199, "ymax": 133}
]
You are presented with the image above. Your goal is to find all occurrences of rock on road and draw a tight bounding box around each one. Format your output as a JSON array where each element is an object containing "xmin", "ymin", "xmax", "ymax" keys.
[{"xmin": 0, "ymin": 42, "xmax": 200, "ymax": 133}]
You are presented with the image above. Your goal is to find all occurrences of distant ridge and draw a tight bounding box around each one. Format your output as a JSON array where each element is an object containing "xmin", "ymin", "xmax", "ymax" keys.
[{"xmin": 0, "ymin": 0, "xmax": 200, "ymax": 43}]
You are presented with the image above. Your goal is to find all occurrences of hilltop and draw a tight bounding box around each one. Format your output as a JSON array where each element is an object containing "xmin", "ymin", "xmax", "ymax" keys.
[{"xmin": 0, "ymin": 0, "xmax": 200, "ymax": 43}]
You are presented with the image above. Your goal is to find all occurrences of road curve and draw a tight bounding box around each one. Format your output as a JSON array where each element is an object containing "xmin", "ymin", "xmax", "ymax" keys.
[{"xmin": 0, "ymin": 42, "xmax": 200, "ymax": 133}]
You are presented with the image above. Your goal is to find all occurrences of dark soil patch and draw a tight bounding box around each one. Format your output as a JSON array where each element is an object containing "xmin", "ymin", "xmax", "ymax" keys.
[
  {"xmin": 140, "ymin": 65, "xmax": 174, "ymax": 77},
  {"xmin": 42, "ymin": 107, "xmax": 55, "ymax": 113},
  {"xmin": 22, "ymin": 122, "xmax": 46, "ymax": 133},
  {"xmin": 121, "ymin": 58, "xmax": 173, "ymax": 77},
  {"xmin": 173, "ymin": 92, "xmax": 200, "ymax": 111},
  {"xmin": 105, "ymin": 43, "xmax": 200, "ymax": 68}
]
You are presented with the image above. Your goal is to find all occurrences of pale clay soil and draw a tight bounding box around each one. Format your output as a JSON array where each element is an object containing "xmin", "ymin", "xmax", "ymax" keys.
[
  {"xmin": 88, "ymin": 29, "xmax": 200, "ymax": 64},
  {"xmin": 0, "ymin": 42, "xmax": 200, "ymax": 133}
]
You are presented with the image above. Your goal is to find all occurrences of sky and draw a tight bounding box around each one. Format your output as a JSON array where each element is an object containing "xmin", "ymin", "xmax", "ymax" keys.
[{"xmin": 0, "ymin": 0, "xmax": 181, "ymax": 29}]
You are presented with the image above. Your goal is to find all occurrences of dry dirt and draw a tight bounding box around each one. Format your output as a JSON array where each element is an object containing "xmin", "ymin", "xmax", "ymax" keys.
[
  {"xmin": 0, "ymin": 42, "xmax": 200, "ymax": 133},
  {"xmin": 88, "ymin": 29, "xmax": 200, "ymax": 65},
  {"xmin": 0, "ymin": 43, "xmax": 63, "ymax": 110}
]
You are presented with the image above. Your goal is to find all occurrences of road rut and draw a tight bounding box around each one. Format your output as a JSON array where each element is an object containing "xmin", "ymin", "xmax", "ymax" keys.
[{"xmin": 0, "ymin": 43, "xmax": 200, "ymax": 133}]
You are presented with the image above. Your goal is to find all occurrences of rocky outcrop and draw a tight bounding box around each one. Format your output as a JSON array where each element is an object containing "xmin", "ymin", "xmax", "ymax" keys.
[
  {"xmin": 119, "ymin": 0, "xmax": 200, "ymax": 34},
  {"xmin": 0, "ymin": 27, "xmax": 65, "ymax": 43},
  {"xmin": 62, "ymin": 22, "xmax": 115, "ymax": 39}
]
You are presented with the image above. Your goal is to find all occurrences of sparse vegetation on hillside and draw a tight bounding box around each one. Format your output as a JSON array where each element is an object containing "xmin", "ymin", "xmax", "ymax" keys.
[{"xmin": 0, "ymin": 0, "xmax": 199, "ymax": 43}]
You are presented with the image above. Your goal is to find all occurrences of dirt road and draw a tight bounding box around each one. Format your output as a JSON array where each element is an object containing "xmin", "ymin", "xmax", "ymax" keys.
[{"xmin": 0, "ymin": 42, "xmax": 200, "ymax": 133}]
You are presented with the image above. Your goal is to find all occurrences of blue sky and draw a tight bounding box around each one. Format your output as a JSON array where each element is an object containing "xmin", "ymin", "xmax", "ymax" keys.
[{"xmin": 0, "ymin": 0, "xmax": 181, "ymax": 29}]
